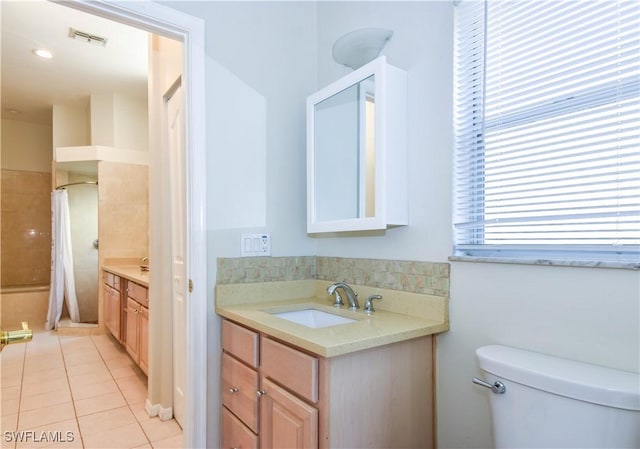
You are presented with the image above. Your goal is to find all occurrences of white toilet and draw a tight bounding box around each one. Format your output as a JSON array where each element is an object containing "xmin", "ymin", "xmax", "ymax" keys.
[{"xmin": 475, "ymin": 345, "xmax": 640, "ymax": 448}]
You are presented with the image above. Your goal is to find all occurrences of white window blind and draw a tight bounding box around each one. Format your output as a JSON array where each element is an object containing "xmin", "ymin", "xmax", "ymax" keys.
[{"xmin": 453, "ymin": 0, "xmax": 640, "ymax": 266}]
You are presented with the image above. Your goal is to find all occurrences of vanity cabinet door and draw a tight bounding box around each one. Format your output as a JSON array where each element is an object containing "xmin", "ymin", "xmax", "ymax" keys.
[
  {"xmin": 103, "ymin": 273, "xmax": 122, "ymax": 341},
  {"xmin": 222, "ymin": 407, "xmax": 258, "ymax": 449},
  {"xmin": 125, "ymin": 298, "xmax": 140, "ymax": 361},
  {"xmin": 259, "ymin": 377, "xmax": 318, "ymax": 449},
  {"xmin": 138, "ymin": 305, "xmax": 149, "ymax": 375}
]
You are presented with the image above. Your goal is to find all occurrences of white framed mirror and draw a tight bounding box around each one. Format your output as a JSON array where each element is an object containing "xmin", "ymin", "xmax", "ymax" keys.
[{"xmin": 306, "ymin": 56, "xmax": 407, "ymax": 233}]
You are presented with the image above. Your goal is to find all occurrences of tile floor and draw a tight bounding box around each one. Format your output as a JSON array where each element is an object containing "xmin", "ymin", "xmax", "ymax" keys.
[{"xmin": 1, "ymin": 329, "xmax": 183, "ymax": 449}]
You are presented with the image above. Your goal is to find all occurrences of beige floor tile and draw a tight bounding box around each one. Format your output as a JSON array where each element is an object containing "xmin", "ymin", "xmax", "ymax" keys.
[
  {"xmin": 22, "ymin": 359, "xmax": 65, "ymax": 375},
  {"xmin": 102, "ymin": 353, "xmax": 137, "ymax": 367},
  {"xmin": 15, "ymin": 418, "xmax": 81, "ymax": 449},
  {"xmin": 0, "ymin": 343, "xmax": 26, "ymax": 358},
  {"xmin": 62, "ymin": 352, "xmax": 104, "ymax": 368},
  {"xmin": 0, "ymin": 376, "xmax": 22, "ymax": 389},
  {"xmin": 140, "ymin": 419, "xmax": 182, "ymax": 443},
  {"xmin": 115, "ymin": 374, "xmax": 147, "ymax": 392},
  {"xmin": 120, "ymin": 386, "xmax": 148, "ymax": 405},
  {"xmin": 1, "ymin": 386, "xmax": 21, "ymax": 401},
  {"xmin": 149, "ymin": 433, "xmax": 184, "ymax": 449},
  {"xmin": 77, "ymin": 406, "xmax": 137, "ymax": 436},
  {"xmin": 97, "ymin": 346, "xmax": 129, "ymax": 361},
  {"xmin": 132, "ymin": 444, "xmax": 152, "ymax": 449},
  {"xmin": 74, "ymin": 391, "xmax": 127, "ymax": 417},
  {"xmin": 19, "ymin": 389, "xmax": 72, "ymax": 412},
  {"xmin": 0, "ymin": 435, "xmax": 15, "ymax": 449},
  {"xmin": 1, "ymin": 366, "xmax": 24, "ymax": 381},
  {"xmin": 17, "ymin": 402, "xmax": 75, "ymax": 430},
  {"xmin": 8, "ymin": 332, "xmax": 159, "ymax": 449},
  {"xmin": 0, "ymin": 364, "xmax": 24, "ymax": 377},
  {"xmin": 22, "ymin": 368, "xmax": 66, "ymax": 386},
  {"xmin": 81, "ymin": 422, "xmax": 149, "ymax": 449},
  {"xmin": 128, "ymin": 402, "xmax": 152, "ymax": 424},
  {"xmin": 20, "ymin": 378, "xmax": 69, "ymax": 399},
  {"xmin": 108, "ymin": 364, "xmax": 143, "ymax": 380},
  {"xmin": 65, "ymin": 361, "xmax": 109, "ymax": 378},
  {"xmin": 1, "ymin": 398, "xmax": 19, "ymax": 416},
  {"xmin": 70, "ymin": 379, "xmax": 119, "ymax": 401},
  {"xmin": 59, "ymin": 337, "xmax": 94, "ymax": 349},
  {"xmin": 1, "ymin": 413, "xmax": 18, "ymax": 432},
  {"xmin": 66, "ymin": 369, "xmax": 113, "ymax": 387}
]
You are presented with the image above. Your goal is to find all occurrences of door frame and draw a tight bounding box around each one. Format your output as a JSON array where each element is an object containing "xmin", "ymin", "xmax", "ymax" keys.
[{"xmin": 58, "ymin": 1, "xmax": 207, "ymax": 447}]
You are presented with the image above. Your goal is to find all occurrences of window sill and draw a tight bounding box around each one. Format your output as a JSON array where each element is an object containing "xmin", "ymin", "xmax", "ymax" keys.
[{"xmin": 448, "ymin": 255, "xmax": 640, "ymax": 270}]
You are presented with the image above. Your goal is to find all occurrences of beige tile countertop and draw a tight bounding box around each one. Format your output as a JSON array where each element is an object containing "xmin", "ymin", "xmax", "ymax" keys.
[
  {"xmin": 103, "ymin": 264, "xmax": 149, "ymax": 287},
  {"xmin": 216, "ymin": 280, "xmax": 449, "ymax": 358}
]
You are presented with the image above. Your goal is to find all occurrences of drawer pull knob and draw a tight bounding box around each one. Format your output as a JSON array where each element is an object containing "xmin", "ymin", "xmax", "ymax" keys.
[
  {"xmin": 228, "ymin": 387, "xmax": 239, "ymax": 394},
  {"xmin": 256, "ymin": 389, "xmax": 267, "ymax": 397}
]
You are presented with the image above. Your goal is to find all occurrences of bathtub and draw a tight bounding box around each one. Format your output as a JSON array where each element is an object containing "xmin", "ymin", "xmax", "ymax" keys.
[{"xmin": 1, "ymin": 284, "xmax": 49, "ymax": 328}]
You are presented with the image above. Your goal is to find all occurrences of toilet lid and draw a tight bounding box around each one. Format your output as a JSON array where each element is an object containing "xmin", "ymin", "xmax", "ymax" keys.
[{"xmin": 476, "ymin": 345, "xmax": 640, "ymax": 411}]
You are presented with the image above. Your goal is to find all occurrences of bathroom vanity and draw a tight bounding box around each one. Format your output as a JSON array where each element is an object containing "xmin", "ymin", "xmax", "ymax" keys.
[
  {"xmin": 103, "ymin": 265, "xmax": 149, "ymax": 375},
  {"xmin": 216, "ymin": 280, "xmax": 449, "ymax": 449}
]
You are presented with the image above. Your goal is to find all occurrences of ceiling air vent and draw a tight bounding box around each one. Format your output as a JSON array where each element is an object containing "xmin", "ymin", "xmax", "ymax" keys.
[{"xmin": 68, "ymin": 28, "xmax": 108, "ymax": 47}]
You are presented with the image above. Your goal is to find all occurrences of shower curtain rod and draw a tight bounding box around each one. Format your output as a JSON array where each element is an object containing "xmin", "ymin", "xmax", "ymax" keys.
[{"xmin": 55, "ymin": 181, "xmax": 98, "ymax": 190}]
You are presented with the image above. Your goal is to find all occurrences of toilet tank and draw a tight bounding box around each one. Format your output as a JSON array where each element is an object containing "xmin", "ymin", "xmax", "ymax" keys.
[{"xmin": 476, "ymin": 345, "xmax": 640, "ymax": 449}]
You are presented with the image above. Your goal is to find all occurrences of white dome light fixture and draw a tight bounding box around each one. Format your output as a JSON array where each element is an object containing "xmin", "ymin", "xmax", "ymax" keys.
[{"xmin": 332, "ymin": 28, "xmax": 393, "ymax": 70}]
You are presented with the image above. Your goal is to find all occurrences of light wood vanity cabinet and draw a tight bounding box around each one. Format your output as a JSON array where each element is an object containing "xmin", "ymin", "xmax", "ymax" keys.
[
  {"xmin": 103, "ymin": 272, "xmax": 123, "ymax": 342},
  {"xmin": 221, "ymin": 318, "xmax": 434, "ymax": 449},
  {"xmin": 125, "ymin": 282, "xmax": 149, "ymax": 375}
]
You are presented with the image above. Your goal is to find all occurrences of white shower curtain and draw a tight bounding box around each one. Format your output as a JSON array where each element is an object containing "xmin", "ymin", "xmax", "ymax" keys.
[{"xmin": 46, "ymin": 190, "xmax": 80, "ymax": 330}]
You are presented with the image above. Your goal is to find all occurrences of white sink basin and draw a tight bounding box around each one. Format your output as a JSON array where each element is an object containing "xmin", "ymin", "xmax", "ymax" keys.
[{"xmin": 271, "ymin": 309, "xmax": 356, "ymax": 329}]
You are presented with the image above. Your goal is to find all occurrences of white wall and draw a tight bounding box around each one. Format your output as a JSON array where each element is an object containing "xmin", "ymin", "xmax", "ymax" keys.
[
  {"xmin": 52, "ymin": 101, "xmax": 89, "ymax": 149},
  {"xmin": 315, "ymin": 2, "xmax": 640, "ymax": 449},
  {"xmin": 315, "ymin": 1, "xmax": 454, "ymax": 261},
  {"xmin": 161, "ymin": 2, "xmax": 317, "ymax": 447},
  {"xmin": 169, "ymin": 1, "xmax": 317, "ymax": 259},
  {"xmin": 163, "ymin": 2, "xmax": 640, "ymax": 448}
]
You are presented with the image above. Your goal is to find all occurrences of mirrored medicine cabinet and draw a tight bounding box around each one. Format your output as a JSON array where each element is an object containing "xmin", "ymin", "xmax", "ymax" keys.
[{"xmin": 306, "ymin": 56, "xmax": 408, "ymax": 233}]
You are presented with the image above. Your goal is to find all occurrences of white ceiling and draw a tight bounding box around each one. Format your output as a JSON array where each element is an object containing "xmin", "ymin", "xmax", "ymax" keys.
[{"xmin": 1, "ymin": 0, "xmax": 149, "ymax": 125}]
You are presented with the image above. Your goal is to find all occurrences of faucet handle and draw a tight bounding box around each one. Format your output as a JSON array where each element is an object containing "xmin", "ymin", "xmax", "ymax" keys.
[
  {"xmin": 329, "ymin": 290, "xmax": 344, "ymax": 308},
  {"xmin": 363, "ymin": 294, "xmax": 382, "ymax": 314}
]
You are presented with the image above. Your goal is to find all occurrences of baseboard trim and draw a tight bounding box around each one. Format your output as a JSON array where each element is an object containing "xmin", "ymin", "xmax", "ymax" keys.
[{"xmin": 145, "ymin": 400, "xmax": 173, "ymax": 421}]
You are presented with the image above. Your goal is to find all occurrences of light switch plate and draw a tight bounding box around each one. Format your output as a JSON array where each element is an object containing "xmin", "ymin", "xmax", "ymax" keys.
[{"xmin": 240, "ymin": 233, "xmax": 271, "ymax": 257}]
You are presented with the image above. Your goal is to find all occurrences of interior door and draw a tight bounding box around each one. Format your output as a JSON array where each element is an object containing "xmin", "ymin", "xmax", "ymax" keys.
[{"xmin": 166, "ymin": 80, "xmax": 186, "ymax": 427}]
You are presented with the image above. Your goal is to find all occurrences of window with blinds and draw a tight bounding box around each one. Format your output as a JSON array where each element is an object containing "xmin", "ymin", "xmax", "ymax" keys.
[{"xmin": 453, "ymin": 0, "xmax": 640, "ymax": 266}]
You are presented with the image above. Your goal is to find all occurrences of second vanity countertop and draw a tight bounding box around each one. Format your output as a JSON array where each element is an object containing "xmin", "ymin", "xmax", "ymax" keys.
[
  {"xmin": 216, "ymin": 280, "xmax": 449, "ymax": 358},
  {"xmin": 103, "ymin": 265, "xmax": 149, "ymax": 288}
]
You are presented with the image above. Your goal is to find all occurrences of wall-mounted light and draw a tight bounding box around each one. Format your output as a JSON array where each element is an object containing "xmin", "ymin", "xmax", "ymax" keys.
[
  {"xmin": 332, "ymin": 28, "xmax": 393, "ymax": 70},
  {"xmin": 33, "ymin": 48, "xmax": 53, "ymax": 59}
]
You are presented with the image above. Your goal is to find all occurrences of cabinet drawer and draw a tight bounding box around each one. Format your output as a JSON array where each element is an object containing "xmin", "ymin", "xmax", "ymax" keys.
[
  {"xmin": 127, "ymin": 281, "xmax": 148, "ymax": 307},
  {"xmin": 104, "ymin": 272, "xmax": 121, "ymax": 290},
  {"xmin": 261, "ymin": 337, "xmax": 318, "ymax": 403},
  {"xmin": 222, "ymin": 320, "xmax": 259, "ymax": 368},
  {"xmin": 222, "ymin": 352, "xmax": 259, "ymax": 433},
  {"xmin": 221, "ymin": 406, "xmax": 258, "ymax": 449}
]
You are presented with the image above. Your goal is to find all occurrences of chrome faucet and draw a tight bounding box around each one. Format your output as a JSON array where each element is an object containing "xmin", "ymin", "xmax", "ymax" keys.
[{"xmin": 327, "ymin": 282, "xmax": 359, "ymax": 310}]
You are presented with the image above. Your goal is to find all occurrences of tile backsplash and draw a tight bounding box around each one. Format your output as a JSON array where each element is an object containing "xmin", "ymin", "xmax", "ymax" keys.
[{"xmin": 217, "ymin": 256, "xmax": 450, "ymax": 297}]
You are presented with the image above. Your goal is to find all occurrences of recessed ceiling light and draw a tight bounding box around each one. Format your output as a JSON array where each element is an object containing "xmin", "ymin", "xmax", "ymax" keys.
[{"xmin": 33, "ymin": 49, "xmax": 53, "ymax": 59}]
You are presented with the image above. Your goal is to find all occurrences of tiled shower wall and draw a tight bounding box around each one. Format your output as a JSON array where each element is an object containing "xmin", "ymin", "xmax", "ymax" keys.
[
  {"xmin": 0, "ymin": 169, "xmax": 52, "ymax": 287},
  {"xmin": 217, "ymin": 256, "xmax": 450, "ymax": 297}
]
